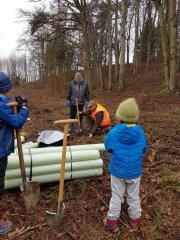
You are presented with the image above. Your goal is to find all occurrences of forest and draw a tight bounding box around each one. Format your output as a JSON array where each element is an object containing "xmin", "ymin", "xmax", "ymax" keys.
[
  {"xmin": 0, "ymin": 0, "xmax": 179, "ymax": 92},
  {"xmin": 0, "ymin": 0, "xmax": 179, "ymax": 240}
]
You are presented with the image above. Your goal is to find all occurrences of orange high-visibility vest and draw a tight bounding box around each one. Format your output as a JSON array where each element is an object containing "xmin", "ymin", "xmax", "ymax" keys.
[{"xmin": 91, "ymin": 104, "xmax": 111, "ymax": 127}]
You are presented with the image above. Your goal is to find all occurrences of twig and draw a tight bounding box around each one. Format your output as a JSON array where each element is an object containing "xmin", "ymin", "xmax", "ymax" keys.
[
  {"xmin": 89, "ymin": 185, "xmax": 132, "ymax": 231},
  {"xmin": 89, "ymin": 186, "xmax": 109, "ymax": 209},
  {"xmin": 160, "ymin": 226, "xmax": 170, "ymax": 234},
  {"xmin": 67, "ymin": 231, "xmax": 78, "ymax": 240},
  {"xmin": 144, "ymin": 159, "xmax": 166, "ymax": 167},
  {"xmin": 156, "ymin": 232, "xmax": 176, "ymax": 239},
  {"xmin": 70, "ymin": 207, "xmax": 90, "ymax": 240},
  {"xmin": 13, "ymin": 223, "xmax": 47, "ymax": 239},
  {"xmin": 141, "ymin": 182, "xmax": 159, "ymax": 202},
  {"xmin": 9, "ymin": 213, "xmax": 26, "ymax": 217},
  {"xmin": 144, "ymin": 159, "xmax": 179, "ymax": 168}
]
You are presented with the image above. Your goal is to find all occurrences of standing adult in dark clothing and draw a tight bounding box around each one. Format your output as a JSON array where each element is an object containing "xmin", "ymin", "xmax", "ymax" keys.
[{"xmin": 66, "ymin": 72, "xmax": 90, "ymax": 132}]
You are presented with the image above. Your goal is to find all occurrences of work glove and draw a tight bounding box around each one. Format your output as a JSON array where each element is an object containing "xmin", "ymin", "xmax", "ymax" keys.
[
  {"xmin": 89, "ymin": 133, "xmax": 93, "ymax": 138},
  {"xmin": 66, "ymin": 100, "xmax": 71, "ymax": 107},
  {"xmin": 85, "ymin": 101, "xmax": 89, "ymax": 108},
  {"xmin": 15, "ymin": 95, "xmax": 28, "ymax": 107}
]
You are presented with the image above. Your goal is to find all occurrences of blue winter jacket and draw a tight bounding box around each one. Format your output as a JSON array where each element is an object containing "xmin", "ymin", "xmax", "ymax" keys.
[
  {"xmin": 104, "ymin": 123, "xmax": 147, "ymax": 179},
  {"xmin": 0, "ymin": 95, "xmax": 29, "ymax": 158}
]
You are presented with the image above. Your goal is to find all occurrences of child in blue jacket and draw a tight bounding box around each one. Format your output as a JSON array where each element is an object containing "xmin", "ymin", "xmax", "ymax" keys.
[
  {"xmin": 103, "ymin": 98, "xmax": 147, "ymax": 233},
  {"xmin": 0, "ymin": 71, "xmax": 29, "ymax": 234}
]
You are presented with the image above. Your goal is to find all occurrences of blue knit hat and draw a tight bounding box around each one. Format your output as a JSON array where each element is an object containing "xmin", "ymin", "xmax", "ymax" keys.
[{"xmin": 0, "ymin": 72, "xmax": 12, "ymax": 93}]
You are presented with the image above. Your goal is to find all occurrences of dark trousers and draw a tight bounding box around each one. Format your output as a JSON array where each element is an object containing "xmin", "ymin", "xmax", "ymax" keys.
[
  {"xmin": 70, "ymin": 105, "xmax": 84, "ymax": 127},
  {"xmin": 0, "ymin": 157, "xmax": 8, "ymax": 196},
  {"xmin": 85, "ymin": 116, "xmax": 111, "ymax": 134}
]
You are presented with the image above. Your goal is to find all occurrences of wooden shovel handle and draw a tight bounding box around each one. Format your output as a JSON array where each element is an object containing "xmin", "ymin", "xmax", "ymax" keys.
[
  {"xmin": 54, "ymin": 119, "xmax": 78, "ymax": 211},
  {"xmin": 16, "ymin": 129, "xmax": 27, "ymax": 191},
  {"xmin": 54, "ymin": 119, "xmax": 78, "ymax": 125},
  {"xmin": 58, "ymin": 123, "xmax": 68, "ymax": 208},
  {"xmin": 6, "ymin": 102, "xmax": 19, "ymax": 107},
  {"xmin": 7, "ymin": 103, "xmax": 27, "ymax": 191}
]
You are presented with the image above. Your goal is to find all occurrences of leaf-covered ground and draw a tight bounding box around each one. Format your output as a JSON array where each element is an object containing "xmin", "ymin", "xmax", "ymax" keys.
[{"xmin": 1, "ymin": 62, "xmax": 180, "ymax": 240}]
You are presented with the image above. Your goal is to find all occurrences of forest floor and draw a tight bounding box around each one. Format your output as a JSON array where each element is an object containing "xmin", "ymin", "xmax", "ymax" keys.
[{"xmin": 0, "ymin": 62, "xmax": 180, "ymax": 240}]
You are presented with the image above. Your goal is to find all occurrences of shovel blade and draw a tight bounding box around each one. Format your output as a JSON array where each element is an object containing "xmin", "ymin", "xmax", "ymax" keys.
[
  {"xmin": 45, "ymin": 202, "xmax": 65, "ymax": 228},
  {"xmin": 21, "ymin": 181, "xmax": 40, "ymax": 213}
]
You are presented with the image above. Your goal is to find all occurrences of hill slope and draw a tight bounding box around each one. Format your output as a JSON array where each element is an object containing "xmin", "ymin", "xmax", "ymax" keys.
[{"xmin": 1, "ymin": 62, "xmax": 180, "ymax": 240}]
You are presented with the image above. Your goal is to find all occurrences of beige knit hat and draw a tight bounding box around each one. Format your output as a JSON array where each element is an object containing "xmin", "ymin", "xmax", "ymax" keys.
[
  {"xmin": 115, "ymin": 98, "xmax": 139, "ymax": 123},
  {"xmin": 87, "ymin": 100, "xmax": 97, "ymax": 109}
]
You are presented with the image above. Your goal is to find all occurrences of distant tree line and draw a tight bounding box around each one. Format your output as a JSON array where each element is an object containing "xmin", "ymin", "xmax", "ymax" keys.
[{"xmin": 0, "ymin": 0, "xmax": 179, "ymax": 94}]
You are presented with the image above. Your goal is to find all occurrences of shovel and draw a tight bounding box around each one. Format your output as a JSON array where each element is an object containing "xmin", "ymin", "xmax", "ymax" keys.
[
  {"xmin": 45, "ymin": 119, "xmax": 78, "ymax": 227},
  {"xmin": 7, "ymin": 102, "xmax": 40, "ymax": 213},
  {"xmin": 75, "ymin": 98, "xmax": 83, "ymax": 134}
]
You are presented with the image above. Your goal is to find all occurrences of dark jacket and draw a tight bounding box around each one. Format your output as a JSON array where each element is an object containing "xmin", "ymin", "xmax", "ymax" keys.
[
  {"xmin": 104, "ymin": 123, "xmax": 147, "ymax": 179},
  {"xmin": 0, "ymin": 96, "xmax": 29, "ymax": 158},
  {"xmin": 66, "ymin": 77, "xmax": 90, "ymax": 105}
]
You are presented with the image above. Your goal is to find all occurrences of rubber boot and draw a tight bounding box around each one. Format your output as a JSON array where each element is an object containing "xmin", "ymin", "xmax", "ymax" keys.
[
  {"xmin": 103, "ymin": 217, "xmax": 119, "ymax": 233},
  {"xmin": 129, "ymin": 217, "xmax": 140, "ymax": 231},
  {"xmin": 0, "ymin": 220, "xmax": 12, "ymax": 234}
]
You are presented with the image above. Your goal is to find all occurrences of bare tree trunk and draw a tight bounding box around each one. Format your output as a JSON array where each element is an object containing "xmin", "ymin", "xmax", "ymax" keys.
[
  {"xmin": 108, "ymin": 0, "xmax": 112, "ymax": 90},
  {"xmin": 177, "ymin": 37, "xmax": 180, "ymax": 71},
  {"xmin": 40, "ymin": 40, "xmax": 45, "ymax": 82},
  {"xmin": 91, "ymin": 30, "xmax": 105, "ymax": 91},
  {"xmin": 139, "ymin": 2, "xmax": 148, "ymax": 68},
  {"xmin": 81, "ymin": 22, "xmax": 93, "ymax": 92},
  {"xmin": 155, "ymin": 0, "xmax": 170, "ymax": 87},
  {"xmin": 147, "ymin": 8, "xmax": 157, "ymax": 70},
  {"xmin": 177, "ymin": 0, "xmax": 180, "ymax": 71},
  {"xmin": 114, "ymin": 0, "xmax": 119, "ymax": 82},
  {"xmin": 126, "ymin": 13, "xmax": 134, "ymax": 64},
  {"xmin": 24, "ymin": 52, "xmax": 28, "ymax": 83},
  {"xmin": 119, "ymin": 0, "xmax": 128, "ymax": 91},
  {"xmin": 169, "ymin": 0, "xmax": 177, "ymax": 90},
  {"xmin": 133, "ymin": 0, "xmax": 140, "ymax": 75},
  {"xmin": 98, "ymin": 65, "xmax": 104, "ymax": 93}
]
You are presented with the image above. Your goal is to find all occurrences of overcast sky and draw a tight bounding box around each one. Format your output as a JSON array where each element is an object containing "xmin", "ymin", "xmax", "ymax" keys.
[{"xmin": 0, "ymin": 0, "xmax": 35, "ymax": 58}]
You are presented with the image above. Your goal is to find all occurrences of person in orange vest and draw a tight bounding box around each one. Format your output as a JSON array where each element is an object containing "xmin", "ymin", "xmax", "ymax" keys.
[{"xmin": 81, "ymin": 100, "xmax": 111, "ymax": 138}]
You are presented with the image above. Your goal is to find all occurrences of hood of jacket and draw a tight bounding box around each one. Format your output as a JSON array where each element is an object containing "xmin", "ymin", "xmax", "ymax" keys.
[{"xmin": 113, "ymin": 123, "xmax": 142, "ymax": 144}]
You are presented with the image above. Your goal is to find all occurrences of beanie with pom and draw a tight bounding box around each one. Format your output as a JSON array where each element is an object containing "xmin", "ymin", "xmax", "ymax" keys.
[{"xmin": 115, "ymin": 98, "xmax": 139, "ymax": 123}]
